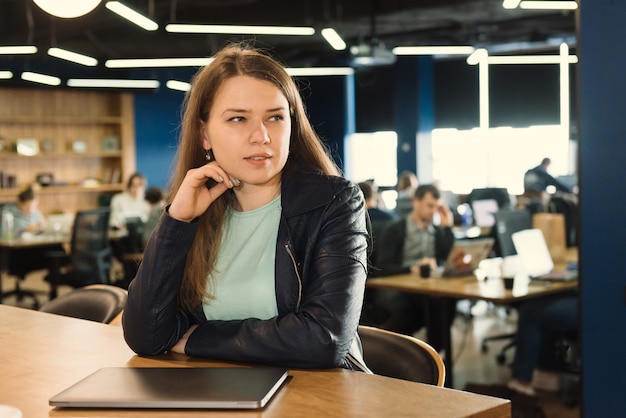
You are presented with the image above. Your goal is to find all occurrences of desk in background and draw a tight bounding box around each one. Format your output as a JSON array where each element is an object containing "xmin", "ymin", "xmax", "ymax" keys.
[
  {"xmin": 0, "ymin": 305, "xmax": 510, "ymax": 417},
  {"xmin": 366, "ymin": 251, "xmax": 578, "ymax": 387}
]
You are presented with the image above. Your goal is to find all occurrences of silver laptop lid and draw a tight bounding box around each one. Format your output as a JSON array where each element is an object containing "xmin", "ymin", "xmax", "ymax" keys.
[{"xmin": 49, "ymin": 367, "xmax": 289, "ymax": 410}]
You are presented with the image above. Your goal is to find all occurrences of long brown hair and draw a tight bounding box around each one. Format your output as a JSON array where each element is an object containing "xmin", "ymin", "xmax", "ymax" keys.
[{"xmin": 169, "ymin": 43, "xmax": 340, "ymax": 312}]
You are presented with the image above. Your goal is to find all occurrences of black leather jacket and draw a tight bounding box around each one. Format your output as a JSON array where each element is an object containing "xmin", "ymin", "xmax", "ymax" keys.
[{"xmin": 122, "ymin": 170, "xmax": 370, "ymax": 370}]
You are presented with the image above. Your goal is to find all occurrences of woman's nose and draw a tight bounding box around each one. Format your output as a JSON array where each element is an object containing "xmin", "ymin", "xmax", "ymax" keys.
[{"xmin": 249, "ymin": 120, "xmax": 270, "ymax": 144}]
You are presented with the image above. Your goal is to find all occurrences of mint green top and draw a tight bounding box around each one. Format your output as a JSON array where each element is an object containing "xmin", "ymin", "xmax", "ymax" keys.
[{"xmin": 202, "ymin": 196, "xmax": 281, "ymax": 321}]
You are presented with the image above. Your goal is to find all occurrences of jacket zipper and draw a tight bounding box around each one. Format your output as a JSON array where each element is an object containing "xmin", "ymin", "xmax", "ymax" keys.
[{"xmin": 284, "ymin": 243, "xmax": 302, "ymax": 312}]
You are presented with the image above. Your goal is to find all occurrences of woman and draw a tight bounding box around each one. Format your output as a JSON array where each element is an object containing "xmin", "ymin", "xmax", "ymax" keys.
[
  {"xmin": 122, "ymin": 44, "xmax": 370, "ymax": 371},
  {"xmin": 109, "ymin": 172, "xmax": 151, "ymax": 229}
]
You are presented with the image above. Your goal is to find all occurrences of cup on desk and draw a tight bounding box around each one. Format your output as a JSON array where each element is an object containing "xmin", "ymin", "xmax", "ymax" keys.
[{"xmin": 419, "ymin": 263, "xmax": 431, "ymax": 279}]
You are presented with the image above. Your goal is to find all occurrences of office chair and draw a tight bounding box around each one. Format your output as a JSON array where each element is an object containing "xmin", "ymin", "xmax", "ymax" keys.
[
  {"xmin": 39, "ymin": 284, "xmax": 127, "ymax": 324},
  {"xmin": 358, "ymin": 325, "xmax": 445, "ymax": 386},
  {"xmin": 45, "ymin": 207, "xmax": 113, "ymax": 299}
]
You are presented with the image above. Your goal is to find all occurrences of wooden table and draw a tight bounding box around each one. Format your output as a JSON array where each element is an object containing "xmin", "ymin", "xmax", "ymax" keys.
[
  {"xmin": 0, "ymin": 234, "xmax": 69, "ymax": 302},
  {"xmin": 0, "ymin": 305, "xmax": 511, "ymax": 417},
  {"xmin": 366, "ymin": 252, "xmax": 578, "ymax": 387}
]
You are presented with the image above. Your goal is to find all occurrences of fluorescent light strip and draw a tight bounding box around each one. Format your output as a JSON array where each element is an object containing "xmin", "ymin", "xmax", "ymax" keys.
[
  {"xmin": 286, "ymin": 67, "xmax": 354, "ymax": 76},
  {"xmin": 166, "ymin": 24, "xmax": 315, "ymax": 35},
  {"xmin": 105, "ymin": 1, "xmax": 158, "ymax": 31},
  {"xmin": 392, "ymin": 46, "xmax": 475, "ymax": 55},
  {"xmin": 48, "ymin": 47, "xmax": 98, "ymax": 66},
  {"xmin": 520, "ymin": 1, "xmax": 578, "ymax": 10},
  {"xmin": 321, "ymin": 28, "xmax": 346, "ymax": 50},
  {"xmin": 21, "ymin": 71, "xmax": 61, "ymax": 86},
  {"xmin": 0, "ymin": 46, "xmax": 38, "ymax": 54},
  {"xmin": 466, "ymin": 48, "xmax": 488, "ymax": 65},
  {"xmin": 166, "ymin": 80, "xmax": 191, "ymax": 92},
  {"xmin": 0, "ymin": 71, "xmax": 13, "ymax": 79},
  {"xmin": 67, "ymin": 79, "xmax": 160, "ymax": 88},
  {"xmin": 487, "ymin": 55, "xmax": 578, "ymax": 64},
  {"xmin": 502, "ymin": 0, "xmax": 522, "ymax": 9},
  {"xmin": 106, "ymin": 57, "xmax": 213, "ymax": 68}
]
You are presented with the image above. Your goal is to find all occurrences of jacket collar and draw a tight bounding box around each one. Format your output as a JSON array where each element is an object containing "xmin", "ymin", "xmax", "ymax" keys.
[{"xmin": 280, "ymin": 166, "xmax": 341, "ymax": 218}]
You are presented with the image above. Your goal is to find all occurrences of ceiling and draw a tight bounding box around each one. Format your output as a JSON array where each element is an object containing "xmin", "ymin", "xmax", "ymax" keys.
[{"xmin": 0, "ymin": 0, "xmax": 577, "ymax": 84}]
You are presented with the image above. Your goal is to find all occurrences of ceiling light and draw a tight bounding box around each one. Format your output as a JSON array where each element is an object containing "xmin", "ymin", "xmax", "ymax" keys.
[
  {"xmin": 0, "ymin": 46, "xmax": 38, "ymax": 54},
  {"xmin": 67, "ymin": 79, "xmax": 160, "ymax": 88},
  {"xmin": 321, "ymin": 28, "xmax": 346, "ymax": 50},
  {"xmin": 520, "ymin": 1, "xmax": 578, "ymax": 10},
  {"xmin": 392, "ymin": 46, "xmax": 475, "ymax": 55},
  {"xmin": 105, "ymin": 58, "xmax": 213, "ymax": 68},
  {"xmin": 105, "ymin": 1, "xmax": 158, "ymax": 31},
  {"xmin": 502, "ymin": 0, "xmax": 522, "ymax": 9},
  {"xmin": 48, "ymin": 47, "xmax": 98, "ymax": 66},
  {"xmin": 33, "ymin": 0, "xmax": 102, "ymax": 18},
  {"xmin": 166, "ymin": 80, "xmax": 191, "ymax": 92},
  {"xmin": 21, "ymin": 71, "xmax": 61, "ymax": 86},
  {"xmin": 165, "ymin": 24, "xmax": 315, "ymax": 36},
  {"xmin": 286, "ymin": 67, "xmax": 354, "ymax": 76},
  {"xmin": 466, "ymin": 49, "xmax": 488, "ymax": 65},
  {"xmin": 0, "ymin": 71, "xmax": 13, "ymax": 79},
  {"xmin": 487, "ymin": 55, "xmax": 578, "ymax": 64}
]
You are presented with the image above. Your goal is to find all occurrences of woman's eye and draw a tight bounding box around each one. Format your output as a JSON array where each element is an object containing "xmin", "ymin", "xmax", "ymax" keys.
[
  {"xmin": 228, "ymin": 116, "xmax": 244, "ymax": 122},
  {"xmin": 269, "ymin": 114, "xmax": 284, "ymax": 121}
]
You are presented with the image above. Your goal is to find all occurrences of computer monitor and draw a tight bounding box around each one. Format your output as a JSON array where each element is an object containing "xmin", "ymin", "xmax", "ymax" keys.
[
  {"xmin": 493, "ymin": 208, "xmax": 532, "ymax": 257},
  {"xmin": 467, "ymin": 188, "xmax": 511, "ymax": 209}
]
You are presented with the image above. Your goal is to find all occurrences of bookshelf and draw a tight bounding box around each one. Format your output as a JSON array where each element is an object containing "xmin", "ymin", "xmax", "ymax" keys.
[{"xmin": 0, "ymin": 88, "xmax": 136, "ymax": 214}]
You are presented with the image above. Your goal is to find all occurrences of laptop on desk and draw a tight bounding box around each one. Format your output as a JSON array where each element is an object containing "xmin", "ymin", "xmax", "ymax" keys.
[
  {"xmin": 434, "ymin": 238, "xmax": 495, "ymax": 277},
  {"xmin": 512, "ymin": 228, "xmax": 578, "ymax": 282},
  {"xmin": 49, "ymin": 367, "xmax": 289, "ymax": 410}
]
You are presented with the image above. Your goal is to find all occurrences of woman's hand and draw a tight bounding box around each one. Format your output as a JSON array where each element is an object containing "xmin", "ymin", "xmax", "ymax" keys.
[
  {"xmin": 168, "ymin": 162, "xmax": 239, "ymax": 222},
  {"xmin": 170, "ymin": 325, "xmax": 199, "ymax": 354}
]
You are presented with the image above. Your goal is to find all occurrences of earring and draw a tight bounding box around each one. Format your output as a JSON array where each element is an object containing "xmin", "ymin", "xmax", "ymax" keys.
[{"xmin": 205, "ymin": 148, "xmax": 215, "ymax": 162}]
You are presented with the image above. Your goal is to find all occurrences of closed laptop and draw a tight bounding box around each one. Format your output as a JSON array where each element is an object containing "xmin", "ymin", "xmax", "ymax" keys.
[{"xmin": 49, "ymin": 367, "xmax": 289, "ymax": 410}]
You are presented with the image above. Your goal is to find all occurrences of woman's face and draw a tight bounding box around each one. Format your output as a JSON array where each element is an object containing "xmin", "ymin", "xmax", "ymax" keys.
[{"xmin": 202, "ymin": 75, "xmax": 291, "ymax": 189}]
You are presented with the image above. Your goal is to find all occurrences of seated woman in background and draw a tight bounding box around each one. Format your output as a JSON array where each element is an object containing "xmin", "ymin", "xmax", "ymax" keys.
[
  {"xmin": 109, "ymin": 172, "xmax": 151, "ymax": 230},
  {"xmin": 122, "ymin": 43, "xmax": 370, "ymax": 371}
]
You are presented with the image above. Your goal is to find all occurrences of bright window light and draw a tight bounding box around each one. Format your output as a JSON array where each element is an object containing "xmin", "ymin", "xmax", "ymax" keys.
[
  {"xmin": 105, "ymin": 1, "xmax": 158, "ymax": 31},
  {"xmin": 344, "ymin": 131, "xmax": 398, "ymax": 187},
  {"xmin": 321, "ymin": 28, "xmax": 346, "ymax": 50},
  {"xmin": 21, "ymin": 71, "xmax": 61, "ymax": 86},
  {"xmin": 432, "ymin": 126, "xmax": 572, "ymax": 194},
  {"xmin": 106, "ymin": 57, "xmax": 213, "ymax": 68},
  {"xmin": 392, "ymin": 46, "xmax": 475, "ymax": 56},
  {"xmin": 166, "ymin": 80, "xmax": 191, "ymax": 92},
  {"xmin": 48, "ymin": 47, "xmax": 98, "ymax": 66},
  {"xmin": 67, "ymin": 79, "xmax": 160, "ymax": 88},
  {"xmin": 0, "ymin": 46, "xmax": 37, "ymax": 54},
  {"xmin": 165, "ymin": 24, "xmax": 315, "ymax": 35},
  {"xmin": 0, "ymin": 71, "xmax": 13, "ymax": 79}
]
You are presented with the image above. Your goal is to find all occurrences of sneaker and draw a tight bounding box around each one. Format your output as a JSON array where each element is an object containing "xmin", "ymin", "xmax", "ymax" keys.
[
  {"xmin": 507, "ymin": 380, "xmax": 536, "ymax": 396},
  {"xmin": 532, "ymin": 369, "xmax": 560, "ymax": 392}
]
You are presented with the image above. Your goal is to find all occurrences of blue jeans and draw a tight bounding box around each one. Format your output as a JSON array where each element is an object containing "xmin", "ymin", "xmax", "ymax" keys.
[{"xmin": 512, "ymin": 293, "xmax": 578, "ymax": 382}]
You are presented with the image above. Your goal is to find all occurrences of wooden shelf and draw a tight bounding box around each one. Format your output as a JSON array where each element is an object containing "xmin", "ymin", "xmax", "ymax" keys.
[
  {"xmin": 0, "ymin": 87, "xmax": 136, "ymax": 213},
  {"xmin": 0, "ymin": 152, "xmax": 123, "ymax": 160}
]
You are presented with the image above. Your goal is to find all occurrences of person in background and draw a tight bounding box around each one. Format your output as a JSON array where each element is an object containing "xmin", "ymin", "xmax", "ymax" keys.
[
  {"xmin": 122, "ymin": 44, "xmax": 370, "ymax": 371},
  {"xmin": 10, "ymin": 186, "xmax": 46, "ymax": 236},
  {"xmin": 142, "ymin": 186, "xmax": 165, "ymax": 246},
  {"xmin": 369, "ymin": 184, "xmax": 455, "ymax": 350},
  {"xmin": 523, "ymin": 157, "xmax": 572, "ymax": 195},
  {"xmin": 507, "ymin": 293, "xmax": 579, "ymax": 396},
  {"xmin": 395, "ymin": 170, "xmax": 418, "ymax": 218},
  {"xmin": 109, "ymin": 172, "xmax": 151, "ymax": 230},
  {"xmin": 357, "ymin": 181, "xmax": 396, "ymax": 274}
]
